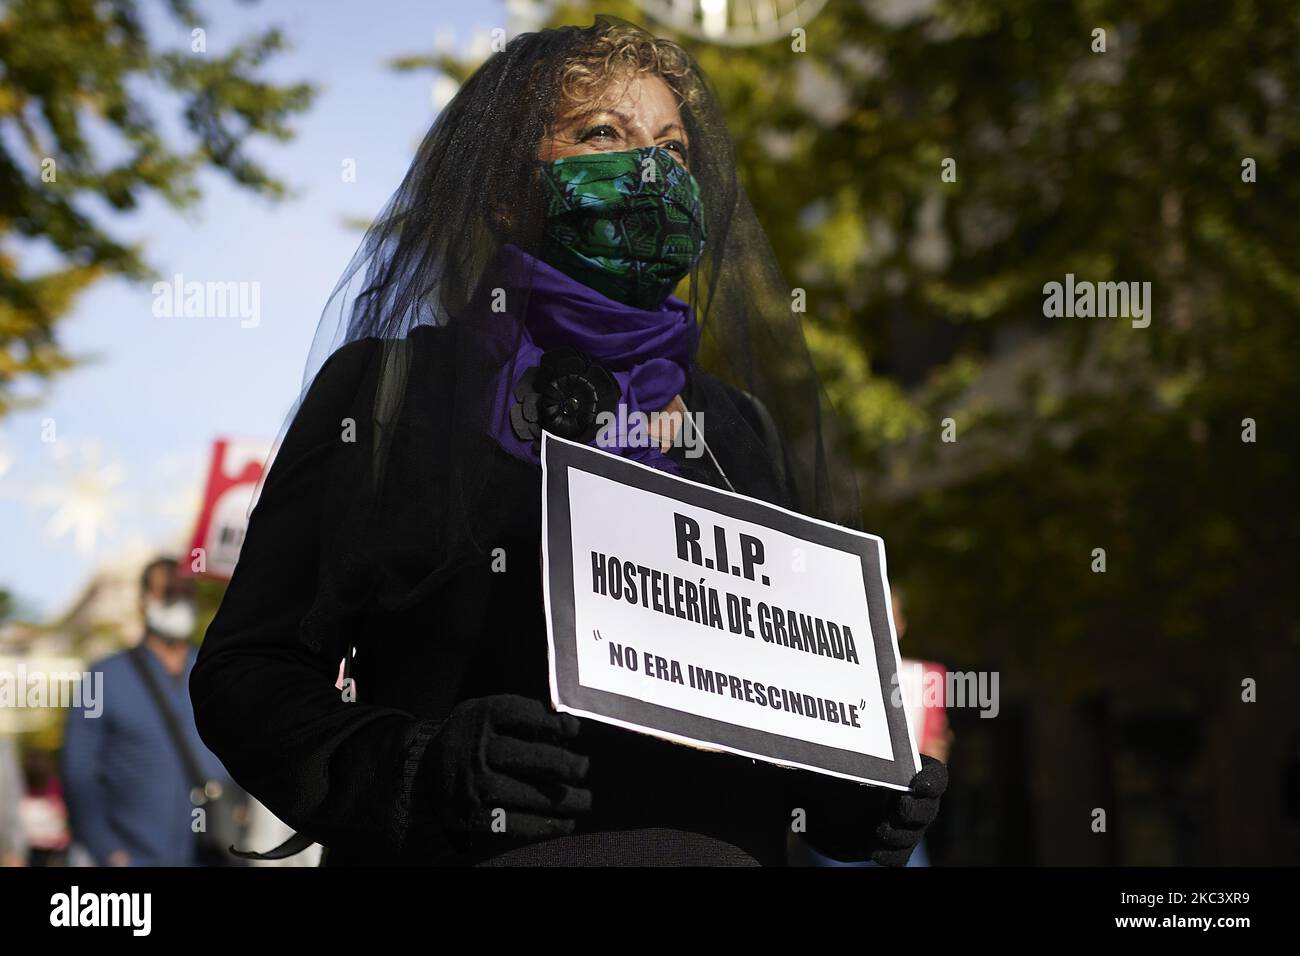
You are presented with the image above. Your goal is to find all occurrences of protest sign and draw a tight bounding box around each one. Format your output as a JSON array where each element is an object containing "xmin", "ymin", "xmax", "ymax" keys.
[{"xmin": 541, "ymin": 433, "xmax": 921, "ymax": 789}]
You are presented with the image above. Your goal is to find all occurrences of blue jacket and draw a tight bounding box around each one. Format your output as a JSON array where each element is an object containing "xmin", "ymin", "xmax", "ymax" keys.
[{"xmin": 62, "ymin": 644, "xmax": 232, "ymax": 866}]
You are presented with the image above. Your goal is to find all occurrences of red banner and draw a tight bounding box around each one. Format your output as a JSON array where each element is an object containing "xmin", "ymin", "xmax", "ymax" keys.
[{"xmin": 185, "ymin": 438, "xmax": 271, "ymax": 581}]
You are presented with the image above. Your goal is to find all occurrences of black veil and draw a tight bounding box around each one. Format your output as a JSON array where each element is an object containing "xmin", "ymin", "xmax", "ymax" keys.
[{"xmin": 275, "ymin": 16, "xmax": 860, "ymax": 652}]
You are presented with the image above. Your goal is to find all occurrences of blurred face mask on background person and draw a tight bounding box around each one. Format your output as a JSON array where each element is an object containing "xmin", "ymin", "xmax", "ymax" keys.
[{"xmin": 144, "ymin": 597, "xmax": 197, "ymax": 642}]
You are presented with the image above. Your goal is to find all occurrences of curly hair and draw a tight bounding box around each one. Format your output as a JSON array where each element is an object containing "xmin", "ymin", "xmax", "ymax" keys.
[{"xmin": 558, "ymin": 19, "xmax": 705, "ymax": 114}]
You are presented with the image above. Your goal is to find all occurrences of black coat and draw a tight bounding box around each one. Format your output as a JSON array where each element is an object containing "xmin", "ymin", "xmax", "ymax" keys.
[{"xmin": 191, "ymin": 325, "xmax": 876, "ymax": 865}]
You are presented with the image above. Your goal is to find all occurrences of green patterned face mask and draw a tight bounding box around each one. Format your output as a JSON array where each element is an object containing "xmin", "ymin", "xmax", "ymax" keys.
[{"xmin": 538, "ymin": 146, "xmax": 707, "ymax": 310}]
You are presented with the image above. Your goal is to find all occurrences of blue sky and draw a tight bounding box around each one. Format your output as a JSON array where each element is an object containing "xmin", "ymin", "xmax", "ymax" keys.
[{"xmin": 0, "ymin": 0, "xmax": 529, "ymax": 616}]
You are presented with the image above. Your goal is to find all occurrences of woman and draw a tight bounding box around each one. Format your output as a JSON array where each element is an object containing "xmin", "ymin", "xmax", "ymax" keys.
[{"xmin": 191, "ymin": 16, "xmax": 946, "ymax": 866}]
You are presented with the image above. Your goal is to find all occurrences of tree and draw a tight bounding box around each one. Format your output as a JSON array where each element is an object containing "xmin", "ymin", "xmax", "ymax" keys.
[{"xmin": 0, "ymin": 0, "xmax": 313, "ymax": 414}]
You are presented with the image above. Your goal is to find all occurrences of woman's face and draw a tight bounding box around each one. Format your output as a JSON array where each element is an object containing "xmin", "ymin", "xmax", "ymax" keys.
[{"xmin": 539, "ymin": 72, "xmax": 690, "ymax": 169}]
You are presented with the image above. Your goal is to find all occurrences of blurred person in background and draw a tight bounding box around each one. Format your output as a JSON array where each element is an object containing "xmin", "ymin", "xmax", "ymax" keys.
[
  {"xmin": 17, "ymin": 749, "xmax": 69, "ymax": 867},
  {"xmin": 192, "ymin": 17, "xmax": 945, "ymax": 867},
  {"xmin": 63, "ymin": 557, "xmax": 244, "ymax": 866},
  {"xmin": 0, "ymin": 733, "xmax": 26, "ymax": 866}
]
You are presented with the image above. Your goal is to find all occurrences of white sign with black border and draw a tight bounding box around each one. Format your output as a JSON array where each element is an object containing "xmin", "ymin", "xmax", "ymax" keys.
[{"xmin": 541, "ymin": 432, "xmax": 921, "ymax": 790}]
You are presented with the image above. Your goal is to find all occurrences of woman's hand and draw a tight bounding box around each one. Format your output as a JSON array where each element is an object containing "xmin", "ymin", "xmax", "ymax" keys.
[
  {"xmin": 866, "ymin": 755, "xmax": 948, "ymax": 867},
  {"xmin": 418, "ymin": 694, "xmax": 592, "ymax": 841},
  {"xmin": 796, "ymin": 754, "xmax": 948, "ymax": 866}
]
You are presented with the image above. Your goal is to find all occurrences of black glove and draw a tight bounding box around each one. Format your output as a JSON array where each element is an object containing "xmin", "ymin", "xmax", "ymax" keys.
[
  {"xmin": 866, "ymin": 755, "xmax": 948, "ymax": 867},
  {"xmin": 798, "ymin": 754, "xmax": 948, "ymax": 867},
  {"xmin": 416, "ymin": 694, "xmax": 592, "ymax": 842}
]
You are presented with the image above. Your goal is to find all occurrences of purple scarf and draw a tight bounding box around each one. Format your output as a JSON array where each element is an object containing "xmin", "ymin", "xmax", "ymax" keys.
[{"xmin": 489, "ymin": 244, "xmax": 700, "ymax": 471}]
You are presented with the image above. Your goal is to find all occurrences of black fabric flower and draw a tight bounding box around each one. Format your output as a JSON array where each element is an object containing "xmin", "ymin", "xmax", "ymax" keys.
[{"xmin": 510, "ymin": 346, "xmax": 620, "ymax": 449}]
